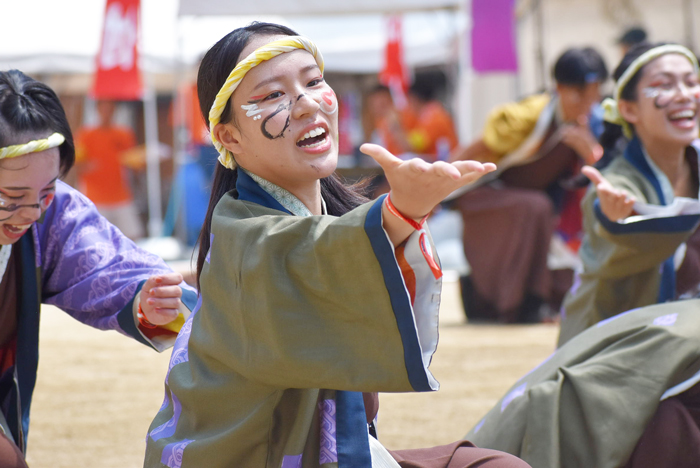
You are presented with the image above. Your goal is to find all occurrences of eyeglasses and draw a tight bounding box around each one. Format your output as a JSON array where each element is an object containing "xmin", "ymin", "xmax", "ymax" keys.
[{"xmin": 0, "ymin": 192, "xmax": 54, "ymax": 212}]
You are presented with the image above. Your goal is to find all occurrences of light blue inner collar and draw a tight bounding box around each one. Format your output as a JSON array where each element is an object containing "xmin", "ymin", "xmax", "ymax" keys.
[{"xmin": 241, "ymin": 168, "xmax": 326, "ymax": 217}]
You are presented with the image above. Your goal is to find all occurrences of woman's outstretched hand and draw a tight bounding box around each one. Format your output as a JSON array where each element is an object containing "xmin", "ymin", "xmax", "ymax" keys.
[
  {"xmin": 360, "ymin": 143, "xmax": 496, "ymax": 245},
  {"xmin": 582, "ymin": 165, "xmax": 636, "ymax": 221},
  {"xmin": 361, "ymin": 143, "xmax": 496, "ymax": 219},
  {"xmin": 139, "ymin": 273, "xmax": 184, "ymax": 326}
]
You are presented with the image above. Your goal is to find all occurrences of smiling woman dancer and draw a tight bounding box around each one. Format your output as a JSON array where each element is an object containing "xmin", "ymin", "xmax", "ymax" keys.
[
  {"xmin": 0, "ymin": 70, "xmax": 197, "ymax": 468},
  {"xmin": 143, "ymin": 23, "xmax": 529, "ymax": 468},
  {"xmin": 559, "ymin": 43, "xmax": 700, "ymax": 346}
]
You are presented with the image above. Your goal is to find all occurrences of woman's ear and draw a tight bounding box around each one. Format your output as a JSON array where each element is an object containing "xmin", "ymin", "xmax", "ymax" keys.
[
  {"xmin": 212, "ymin": 123, "xmax": 244, "ymax": 155},
  {"xmin": 618, "ymin": 99, "xmax": 640, "ymax": 125}
]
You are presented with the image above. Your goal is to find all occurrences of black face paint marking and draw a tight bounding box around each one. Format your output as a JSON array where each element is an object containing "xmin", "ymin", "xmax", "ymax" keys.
[
  {"xmin": 0, "ymin": 215, "xmax": 11, "ymax": 222},
  {"xmin": 296, "ymin": 94, "xmax": 305, "ymax": 102},
  {"xmin": 654, "ymin": 94, "xmax": 671, "ymax": 109},
  {"xmin": 261, "ymin": 100, "xmax": 293, "ymax": 140}
]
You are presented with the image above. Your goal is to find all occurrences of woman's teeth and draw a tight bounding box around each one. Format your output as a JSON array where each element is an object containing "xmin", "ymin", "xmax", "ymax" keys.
[
  {"xmin": 669, "ymin": 109, "xmax": 696, "ymax": 120},
  {"xmin": 297, "ymin": 127, "xmax": 327, "ymax": 147},
  {"xmin": 5, "ymin": 223, "xmax": 30, "ymax": 233}
]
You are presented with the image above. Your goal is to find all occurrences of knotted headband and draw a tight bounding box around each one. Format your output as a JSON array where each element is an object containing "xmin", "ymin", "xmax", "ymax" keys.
[
  {"xmin": 0, "ymin": 133, "xmax": 65, "ymax": 160},
  {"xmin": 208, "ymin": 36, "xmax": 325, "ymax": 170},
  {"xmin": 602, "ymin": 44, "xmax": 700, "ymax": 138}
]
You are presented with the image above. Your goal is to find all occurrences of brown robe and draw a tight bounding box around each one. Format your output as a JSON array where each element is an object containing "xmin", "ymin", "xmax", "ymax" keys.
[{"xmin": 456, "ymin": 124, "xmax": 579, "ymax": 322}]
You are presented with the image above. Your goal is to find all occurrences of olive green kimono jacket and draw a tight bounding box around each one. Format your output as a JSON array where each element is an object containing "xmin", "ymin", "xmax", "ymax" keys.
[
  {"xmin": 465, "ymin": 297, "xmax": 700, "ymax": 468},
  {"xmin": 144, "ymin": 170, "xmax": 442, "ymax": 468},
  {"xmin": 559, "ymin": 137, "xmax": 700, "ymax": 346}
]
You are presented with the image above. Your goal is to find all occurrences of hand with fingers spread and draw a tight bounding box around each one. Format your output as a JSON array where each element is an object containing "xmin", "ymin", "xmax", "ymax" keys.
[
  {"xmin": 582, "ymin": 165, "xmax": 636, "ymax": 222},
  {"xmin": 561, "ymin": 116, "xmax": 603, "ymax": 165},
  {"xmin": 139, "ymin": 273, "xmax": 184, "ymax": 326},
  {"xmin": 360, "ymin": 143, "xmax": 496, "ymax": 245}
]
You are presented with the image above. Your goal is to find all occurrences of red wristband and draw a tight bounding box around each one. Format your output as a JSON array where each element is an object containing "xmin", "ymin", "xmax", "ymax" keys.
[
  {"xmin": 385, "ymin": 193, "xmax": 429, "ymax": 230},
  {"xmin": 137, "ymin": 303, "xmax": 158, "ymax": 329}
]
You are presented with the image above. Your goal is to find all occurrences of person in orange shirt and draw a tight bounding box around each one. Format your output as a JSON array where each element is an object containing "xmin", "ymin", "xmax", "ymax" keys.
[
  {"xmin": 364, "ymin": 84, "xmax": 417, "ymax": 157},
  {"xmin": 75, "ymin": 100, "xmax": 144, "ymax": 240},
  {"xmin": 403, "ymin": 73, "xmax": 459, "ymax": 160},
  {"xmin": 366, "ymin": 74, "xmax": 458, "ymax": 162}
]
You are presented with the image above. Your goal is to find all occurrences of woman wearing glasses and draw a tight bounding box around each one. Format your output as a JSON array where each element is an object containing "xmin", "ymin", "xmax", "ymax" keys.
[{"xmin": 0, "ymin": 70, "xmax": 197, "ymax": 467}]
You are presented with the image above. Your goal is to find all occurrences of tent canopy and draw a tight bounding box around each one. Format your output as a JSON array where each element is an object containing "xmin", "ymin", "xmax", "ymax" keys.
[
  {"xmin": 178, "ymin": 0, "xmax": 461, "ymax": 16},
  {"xmin": 0, "ymin": 0, "xmax": 463, "ymax": 75}
]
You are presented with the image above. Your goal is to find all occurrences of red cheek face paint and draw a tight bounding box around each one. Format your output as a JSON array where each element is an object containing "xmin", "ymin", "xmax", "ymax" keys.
[
  {"xmin": 40, "ymin": 192, "xmax": 55, "ymax": 210},
  {"xmin": 320, "ymin": 89, "xmax": 338, "ymax": 115}
]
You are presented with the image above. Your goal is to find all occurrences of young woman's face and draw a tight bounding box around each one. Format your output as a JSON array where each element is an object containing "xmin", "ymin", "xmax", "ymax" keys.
[
  {"xmin": 0, "ymin": 147, "xmax": 60, "ymax": 245},
  {"xmin": 623, "ymin": 54, "xmax": 700, "ymax": 147},
  {"xmin": 224, "ymin": 35, "xmax": 339, "ymax": 190}
]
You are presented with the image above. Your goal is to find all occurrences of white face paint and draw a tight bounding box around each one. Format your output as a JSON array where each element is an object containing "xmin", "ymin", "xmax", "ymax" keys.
[
  {"xmin": 642, "ymin": 87, "xmax": 661, "ymax": 99},
  {"xmin": 241, "ymin": 103, "xmax": 265, "ymax": 119}
]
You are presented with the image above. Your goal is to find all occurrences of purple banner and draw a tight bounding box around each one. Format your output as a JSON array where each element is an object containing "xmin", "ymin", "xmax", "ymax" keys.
[{"xmin": 471, "ymin": 0, "xmax": 518, "ymax": 73}]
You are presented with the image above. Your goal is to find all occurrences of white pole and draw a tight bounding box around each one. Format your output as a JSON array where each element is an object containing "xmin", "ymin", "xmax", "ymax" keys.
[
  {"xmin": 533, "ymin": 0, "xmax": 546, "ymax": 91},
  {"xmin": 684, "ymin": 0, "xmax": 698, "ymax": 52},
  {"xmin": 143, "ymin": 80, "xmax": 163, "ymax": 238},
  {"xmin": 456, "ymin": 0, "xmax": 473, "ymax": 145}
]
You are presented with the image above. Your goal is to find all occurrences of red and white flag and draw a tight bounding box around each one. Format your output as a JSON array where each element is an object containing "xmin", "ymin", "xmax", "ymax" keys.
[
  {"xmin": 92, "ymin": 0, "xmax": 142, "ymax": 100},
  {"xmin": 379, "ymin": 15, "xmax": 409, "ymax": 110}
]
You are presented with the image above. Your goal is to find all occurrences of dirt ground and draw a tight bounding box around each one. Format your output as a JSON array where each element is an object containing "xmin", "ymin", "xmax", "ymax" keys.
[{"xmin": 24, "ymin": 278, "xmax": 558, "ymax": 467}]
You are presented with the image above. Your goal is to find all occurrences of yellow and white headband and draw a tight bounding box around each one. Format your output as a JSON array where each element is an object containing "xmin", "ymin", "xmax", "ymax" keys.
[
  {"xmin": 0, "ymin": 133, "xmax": 65, "ymax": 160},
  {"xmin": 602, "ymin": 44, "xmax": 700, "ymax": 138},
  {"xmin": 208, "ymin": 36, "xmax": 325, "ymax": 170}
]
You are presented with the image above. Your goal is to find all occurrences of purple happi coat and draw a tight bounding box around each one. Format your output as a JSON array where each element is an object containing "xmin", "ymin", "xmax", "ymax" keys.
[{"xmin": 7, "ymin": 180, "xmax": 197, "ymax": 451}]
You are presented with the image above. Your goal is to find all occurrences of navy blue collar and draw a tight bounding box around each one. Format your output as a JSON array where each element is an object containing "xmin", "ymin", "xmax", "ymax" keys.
[
  {"xmin": 623, "ymin": 137, "xmax": 667, "ymax": 205},
  {"xmin": 235, "ymin": 169, "xmax": 292, "ymax": 215},
  {"xmin": 623, "ymin": 137, "xmax": 700, "ymax": 206}
]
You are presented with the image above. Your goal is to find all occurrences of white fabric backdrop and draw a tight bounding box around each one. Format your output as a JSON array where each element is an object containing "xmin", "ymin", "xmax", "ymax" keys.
[{"xmin": 0, "ymin": 0, "xmax": 463, "ymax": 74}]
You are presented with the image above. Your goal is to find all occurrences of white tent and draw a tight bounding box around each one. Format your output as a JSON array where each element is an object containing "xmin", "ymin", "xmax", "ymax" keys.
[
  {"xmin": 0, "ymin": 1, "xmax": 465, "ymax": 74},
  {"xmin": 179, "ymin": 0, "xmax": 461, "ymax": 16}
]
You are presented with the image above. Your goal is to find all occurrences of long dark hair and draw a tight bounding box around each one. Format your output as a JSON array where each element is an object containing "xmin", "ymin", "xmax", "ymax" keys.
[
  {"xmin": 195, "ymin": 22, "xmax": 369, "ymax": 289},
  {"xmin": 0, "ymin": 70, "xmax": 75, "ymax": 176}
]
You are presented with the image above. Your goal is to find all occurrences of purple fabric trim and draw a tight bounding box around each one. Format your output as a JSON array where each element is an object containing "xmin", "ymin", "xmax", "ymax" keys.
[
  {"xmin": 596, "ymin": 308, "xmax": 638, "ymax": 327},
  {"xmin": 32, "ymin": 224, "xmax": 41, "ymax": 268},
  {"xmin": 471, "ymin": 0, "xmax": 518, "ymax": 72},
  {"xmin": 281, "ymin": 454, "xmax": 303, "ymax": 468},
  {"xmin": 473, "ymin": 418, "xmax": 486, "ymax": 434},
  {"xmin": 319, "ymin": 398, "xmax": 338, "ymax": 464},
  {"xmin": 501, "ymin": 382, "xmax": 527, "ymax": 413},
  {"xmin": 161, "ymin": 438, "xmax": 194, "ymax": 468},
  {"xmin": 150, "ymin": 392, "xmax": 183, "ymax": 441},
  {"xmin": 205, "ymin": 233, "xmax": 213, "ymax": 263},
  {"xmin": 518, "ymin": 353, "xmax": 554, "ymax": 382},
  {"xmin": 158, "ymin": 393, "xmax": 170, "ymax": 412},
  {"xmin": 34, "ymin": 181, "xmax": 195, "ymax": 334},
  {"xmin": 166, "ymin": 294, "xmax": 201, "ymax": 383},
  {"xmin": 653, "ymin": 313, "xmax": 678, "ymax": 327}
]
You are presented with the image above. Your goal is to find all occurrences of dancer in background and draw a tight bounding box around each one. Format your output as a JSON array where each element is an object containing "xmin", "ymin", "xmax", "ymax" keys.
[
  {"xmin": 450, "ymin": 47, "xmax": 608, "ymax": 323},
  {"xmin": 559, "ymin": 43, "xmax": 700, "ymax": 346},
  {"xmin": 0, "ymin": 70, "xmax": 197, "ymax": 467}
]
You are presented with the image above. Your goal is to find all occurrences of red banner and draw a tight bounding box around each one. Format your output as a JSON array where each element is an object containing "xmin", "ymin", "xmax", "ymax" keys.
[
  {"xmin": 379, "ymin": 15, "xmax": 409, "ymax": 110},
  {"xmin": 92, "ymin": 0, "xmax": 142, "ymax": 100}
]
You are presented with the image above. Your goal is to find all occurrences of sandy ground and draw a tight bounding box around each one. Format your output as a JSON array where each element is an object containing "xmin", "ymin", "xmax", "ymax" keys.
[{"xmin": 24, "ymin": 279, "xmax": 558, "ymax": 467}]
